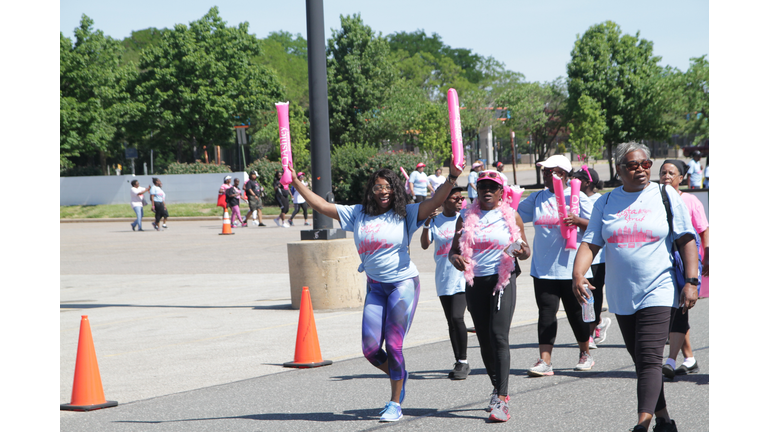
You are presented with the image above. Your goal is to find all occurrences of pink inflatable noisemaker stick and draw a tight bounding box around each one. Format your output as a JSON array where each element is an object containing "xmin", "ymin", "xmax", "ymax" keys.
[
  {"xmin": 552, "ymin": 174, "xmax": 570, "ymax": 241},
  {"xmin": 507, "ymin": 185, "xmax": 525, "ymax": 210},
  {"xmin": 565, "ymin": 178, "xmax": 581, "ymax": 250},
  {"xmin": 399, "ymin": 166, "xmax": 410, "ymax": 192},
  {"xmin": 276, "ymin": 102, "xmax": 293, "ymax": 187},
  {"xmin": 447, "ymin": 88, "xmax": 465, "ymax": 171}
]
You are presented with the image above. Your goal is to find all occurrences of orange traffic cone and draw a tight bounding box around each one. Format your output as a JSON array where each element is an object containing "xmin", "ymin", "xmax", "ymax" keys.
[
  {"xmin": 219, "ymin": 206, "xmax": 234, "ymax": 235},
  {"xmin": 283, "ymin": 287, "xmax": 333, "ymax": 368},
  {"xmin": 61, "ymin": 316, "xmax": 118, "ymax": 411}
]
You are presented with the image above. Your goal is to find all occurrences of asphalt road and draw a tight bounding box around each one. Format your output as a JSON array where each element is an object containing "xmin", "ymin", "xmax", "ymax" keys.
[{"xmin": 60, "ymin": 218, "xmax": 708, "ymax": 431}]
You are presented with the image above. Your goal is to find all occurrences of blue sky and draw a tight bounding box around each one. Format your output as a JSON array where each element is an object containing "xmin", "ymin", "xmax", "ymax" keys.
[{"xmin": 60, "ymin": 0, "xmax": 709, "ymax": 83}]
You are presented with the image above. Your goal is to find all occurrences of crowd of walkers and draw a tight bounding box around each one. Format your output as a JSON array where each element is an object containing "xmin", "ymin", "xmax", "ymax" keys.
[
  {"xmin": 285, "ymin": 144, "xmax": 706, "ymax": 431},
  {"xmin": 127, "ymin": 147, "xmax": 707, "ymax": 430}
]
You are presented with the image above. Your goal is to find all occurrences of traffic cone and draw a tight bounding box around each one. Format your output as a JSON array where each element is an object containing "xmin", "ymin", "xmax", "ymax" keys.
[
  {"xmin": 283, "ymin": 287, "xmax": 333, "ymax": 368},
  {"xmin": 220, "ymin": 206, "xmax": 234, "ymax": 235},
  {"xmin": 61, "ymin": 316, "xmax": 118, "ymax": 411}
]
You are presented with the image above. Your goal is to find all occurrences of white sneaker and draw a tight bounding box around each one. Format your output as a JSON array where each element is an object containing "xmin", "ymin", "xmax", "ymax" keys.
[
  {"xmin": 283, "ymin": 222, "xmax": 290, "ymax": 228},
  {"xmin": 594, "ymin": 317, "xmax": 612, "ymax": 344},
  {"xmin": 527, "ymin": 359, "xmax": 554, "ymax": 377},
  {"xmin": 574, "ymin": 351, "xmax": 595, "ymax": 371},
  {"xmin": 589, "ymin": 336, "xmax": 597, "ymax": 350},
  {"xmin": 273, "ymin": 218, "xmax": 281, "ymax": 227}
]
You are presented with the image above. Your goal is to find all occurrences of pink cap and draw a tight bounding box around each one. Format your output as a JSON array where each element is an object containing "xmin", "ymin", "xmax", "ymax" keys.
[
  {"xmin": 477, "ymin": 170, "xmax": 504, "ymax": 186},
  {"xmin": 416, "ymin": 163, "xmax": 426, "ymax": 168},
  {"xmin": 298, "ymin": 172, "xmax": 305, "ymax": 177}
]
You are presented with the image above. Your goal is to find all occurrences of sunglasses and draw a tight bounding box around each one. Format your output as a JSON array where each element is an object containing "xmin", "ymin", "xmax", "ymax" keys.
[
  {"xmin": 477, "ymin": 182, "xmax": 502, "ymax": 191},
  {"xmin": 478, "ymin": 171, "xmax": 501, "ymax": 180},
  {"xmin": 451, "ymin": 195, "xmax": 465, "ymax": 202},
  {"xmin": 542, "ymin": 167, "xmax": 568, "ymax": 177},
  {"xmin": 621, "ymin": 159, "xmax": 653, "ymax": 170},
  {"xmin": 372, "ymin": 184, "xmax": 393, "ymax": 193}
]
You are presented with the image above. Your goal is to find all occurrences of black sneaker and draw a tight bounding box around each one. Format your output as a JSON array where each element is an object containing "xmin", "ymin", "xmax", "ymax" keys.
[
  {"xmin": 675, "ymin": 361, "xmax": 699, "ymax": 375},
  {"xmin": 662, "ymin": 363, "xmax": 675, "ymax": 380},
  {"xmin": 653, "ymin": 418, "xmax": 678, "ymax": 432},
  {"xmin": 631, "ymin": 425, "xmax": 648, "ymax": 432},
  {"xmin": 131, "ymin": 224, "xmax": 136, "ymax": 231},
  {"xmin": 449, "ymin": 362, "xmax": 470, "ymax": 380},
  {"xmin": 258, "ymin": 223, "xmax": 266, "ymax": 227}
]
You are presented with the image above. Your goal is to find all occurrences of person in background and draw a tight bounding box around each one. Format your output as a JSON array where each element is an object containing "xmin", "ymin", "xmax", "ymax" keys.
[
  {"xmin": 273, "ymin": 171, "xmax": 290, "ymax": 228},
  {"xmin": 129, "ymin": 180, "xmax": 150, "ymax": 231},
  {"xmin": 288, "ymin": 163, "xmax": 463, "ymax": 422},
  {"xmin": 289, "ymin": 172, "xmax": 310, "ymax": 226},
  {"xmin": 686, "ymin": 150, "xmax": 703, "ymax": 189},
  {"xmin": 573, "ymin": 142, "xmax": 698, "ymax": 432},
  {"xmin": 226, "ymin": 178, "xmax": 245, "ymax": 227},
  {"xmin": 449, "ymin": 170, "xmax": 531, "ymax": 422},
  {"xmin": 703, "ymin": 159, "xmax": 709, "ymax": 189},
  {"xmin": 427, "ymin": 168, "xmax": 446, "ymax": 198},
  {"xmin": 658, "ymin": 160, "xmax": 709, "ymax": 381},
  {"xmin": 150, "ymin": 177, "xmax": 169, "ymax": 230},
  {"xmin": 219, "ymin": 175, "xmax": 233, "ymax": 218},
  {"xmin": 467, "ymin": 162, "xmax": 483, "ymax": 203},
  {"xmin": 517, "ymin": 154, "xmax": 595, "ymax": 376},
  {"xmin": 572, "ymin": 167, "xmax": 612, "ymax": 349},
  {"xmin": 494, "ymin": 161, "xmax": 509, "ymax": 186},
  {"xmin": 420, "ymin": 187, "xmax": 470, "ymax": 380},
  {"xmin": 244, "ymin": 170, "xmax": 266, "ymax": 227},
  {"xmin": 409, "ymin": 163, "xmax": 429, "ymax": 203}
]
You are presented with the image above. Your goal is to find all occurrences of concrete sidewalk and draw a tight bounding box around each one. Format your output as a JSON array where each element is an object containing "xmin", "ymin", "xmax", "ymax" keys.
[{"xmin": 60, "ymin": 219, "xmax": 708, "ymax": 431}]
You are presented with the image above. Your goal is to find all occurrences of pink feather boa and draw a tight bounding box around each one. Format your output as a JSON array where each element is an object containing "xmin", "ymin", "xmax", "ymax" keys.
[{"xmin": 459, "ymin": 199, "xmax": 521, "ymax": 294}]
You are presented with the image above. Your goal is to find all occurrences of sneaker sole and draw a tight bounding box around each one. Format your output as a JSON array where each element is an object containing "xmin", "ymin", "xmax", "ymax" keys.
[
  {"xmin": 574, "ymin": 362, "xmax": 594, "ymax": 371},
  {"xmin": 675, "ymin": 365, "xmax": 699, "ymax": 375},
  {"xmin": 489, "ymin": 413, "xmax": 510, "ymax": 422}
]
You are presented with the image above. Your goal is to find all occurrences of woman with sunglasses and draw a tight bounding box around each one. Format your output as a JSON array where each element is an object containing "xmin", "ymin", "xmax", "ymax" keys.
[
  {"xmin": 287, "ymin": 163, "xmax": 463, "ymax": 423},
  {"xmin": 658, "ymin": 160, "xmax": 708, "ymax": 382},
  {"xmin": 517, "ymin": 155, "xmax": 595, "ymax": 376},
  {"xmin": 572, "ymin": 167, "xmax": 612, "ymax": 348},
  {"xmin": 572, "ymin": 143, "xmax": 698, "ymax": 432},
  {"xmin": 419, "ymin": 187, "xmax": 471, "ymax": 380},
  {"xmin": 449, "ymin": 170, "xmax": 530, "ymax": 423}
]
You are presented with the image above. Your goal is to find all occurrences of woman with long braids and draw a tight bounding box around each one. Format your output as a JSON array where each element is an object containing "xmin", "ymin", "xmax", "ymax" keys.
[
  {"xmin": 449, "ymin": 170, "xmax": 530, "ymax": 423},
  {"xmin": 287, "ymin": 163, "xmax": 463, "ymax": 423}
]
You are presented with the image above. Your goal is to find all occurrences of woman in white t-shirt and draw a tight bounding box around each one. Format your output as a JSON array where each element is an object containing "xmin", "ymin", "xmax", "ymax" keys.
[
  {"xmin": 573, "ymin": 142, "xmax": 698, "ymax": 432},
  {"xmin": 419, "ymin": 187, "xmax": 469, "ymax": 380},
  {"xmin": 426, "ymin": 168, "xmax": 446, "ymax": 197},
  {"xmin": 449, "ymin": 170, "xmax": 530, "ymax": 423},
  {"xmin": 287, "ymin": 163, "xmax": 462, "ymax": 423},
  {"xmin": 288, "ymin": 172, "xmax": 310, "ymax": 226},
  {"xmin": 129, "ymin": 180, "xmax": 150, "ymax": 231}
]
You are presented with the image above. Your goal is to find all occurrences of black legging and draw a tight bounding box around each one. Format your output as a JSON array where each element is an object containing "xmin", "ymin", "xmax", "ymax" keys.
[
  {"xmin": 615, "ymin": 306, "xmax": 671, "ymax": 415},
  {"xmin": 466, "ymin": 273, "xmax": 517, "ymax": 397},
  {"xmin": 590, "ymin": 263, "xmax": 606, "ymax": 324},
  {"xmin": 275, "ymin": 191, "xmax": 289, "ymax": 214},
  {"xmin": 290, "ymin": 202, "xmax": 308, "ymax": 219},
  {"xmin": 438, "ymin": 293, "xmax": 468, "ymax": 361},
  {"xmin": 153, "ymin": 201, "xmax": 167, "ymax": 225},
  {"xmin": 533, "ymin": 277, "xmax": 591, "ymax": 345}
]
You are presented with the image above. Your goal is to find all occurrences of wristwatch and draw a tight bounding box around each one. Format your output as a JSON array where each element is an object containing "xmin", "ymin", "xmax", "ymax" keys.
[{"xmin": 684, "ymin": 277, "xmax": 699, "ymax": 285}]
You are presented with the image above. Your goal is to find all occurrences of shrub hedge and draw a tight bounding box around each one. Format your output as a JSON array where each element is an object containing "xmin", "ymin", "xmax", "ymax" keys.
[{"xmin": 162, "ymin": 161, "xmax": 233, "ymax": 174}]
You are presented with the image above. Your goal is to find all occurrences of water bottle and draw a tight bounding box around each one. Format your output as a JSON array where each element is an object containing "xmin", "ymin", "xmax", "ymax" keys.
[{"xmin": 581, "ymin": 284, "xmax": 595, "ymax": 322}]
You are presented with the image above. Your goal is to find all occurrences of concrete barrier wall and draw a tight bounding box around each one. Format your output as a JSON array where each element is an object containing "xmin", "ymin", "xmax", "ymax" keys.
[{"xmin": 60, "ymin": 172, "xmax": 250, "ymax": 206}]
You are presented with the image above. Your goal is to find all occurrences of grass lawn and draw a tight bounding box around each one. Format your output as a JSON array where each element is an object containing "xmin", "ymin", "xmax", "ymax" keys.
[
  {"xmin": 60, "ymin": 188, "xmax": 616, "ymax": 219},
  {"xmin": 60, "ymin": 203, "xmax": 305, "ymax": 219}
]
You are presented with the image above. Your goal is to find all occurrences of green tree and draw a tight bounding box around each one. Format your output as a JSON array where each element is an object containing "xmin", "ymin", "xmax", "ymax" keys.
[
  {"xmin": 129, "ymin": 7, "xmax": 284, "ymax": 163},
  {"xmin": 500, "ymin": 79, "xmax": 569, "ymax": 183},
  {"xmin": 567, "ymin": 21, "xmax": 670, "ymax": 180},
  {"xmin": 326, "ymin": 14, "xmax": 398, "ymax": 145},
  {"xmin": 680, "ymin": 55, "xmax": 709, "ymax": 145},
  {"xmin": 119, "ymin": 28, "xmax": 167, "ymax": 68},
  {"xmin": 568, "ymin": 94, "xmax": 607, "ymax": 163},
  {"xmin": 60, "ymin": 15, "xmax": 139, "ymax": 173},
  {"xmin": 258, "ymin": 31, "xmax": 309, "ymax": 109}
]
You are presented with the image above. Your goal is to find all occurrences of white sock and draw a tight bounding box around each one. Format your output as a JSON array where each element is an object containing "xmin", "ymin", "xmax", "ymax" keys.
[
  {"xmin": 458, "ymin": 359, "xmax": 468, "ymax": 364},
  {"xmin": 683, "ymin": 357, "xmax": 696, "ymax": 367},
  {"xmin": 665, "ymin": 358, "xmax": 676, "ymax": 368}
]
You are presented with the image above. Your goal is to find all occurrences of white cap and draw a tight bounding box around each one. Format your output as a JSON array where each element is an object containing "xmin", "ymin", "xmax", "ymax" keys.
[
  {"xmin": 224, "ymin": 175, "xmax": 232, "ymax": 181},
  {"xmin": 536, "ymin": 155, "xmax": 572, "ymax": 173}
]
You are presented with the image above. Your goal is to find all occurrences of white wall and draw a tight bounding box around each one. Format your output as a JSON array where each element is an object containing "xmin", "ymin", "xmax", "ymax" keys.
[{"xmin": 60, "ymin": 172, "xmax": 249, "ymax": 206}]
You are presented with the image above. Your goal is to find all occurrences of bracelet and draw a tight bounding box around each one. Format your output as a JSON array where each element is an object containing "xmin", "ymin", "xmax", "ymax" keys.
[{"xmin": 448, "ymin": 174, "xmax": 458, "ymax": 182}]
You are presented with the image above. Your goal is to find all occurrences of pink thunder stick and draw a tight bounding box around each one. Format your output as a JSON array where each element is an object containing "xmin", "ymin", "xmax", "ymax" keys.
[
  {"xmin": 276, "ymin": 102, "xmax": 293, "ymax": 187},
  {"xmin": 447, "ymin": 88, "xmax": 465, "ymax": 171},
  {"xmin": 507, "ymin": 185, "xmax": 525, "ymax": 210},
  {"xmin": 565, "ymin": 178, "xmax": 581, "ymax": 250},
  {"xmin": 399, "ymin": 167, "xmax": 410, "ymax": 192},
  {"xmin": 552, "ymin": 174, "xmax": 570, "ymax": 241}
]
